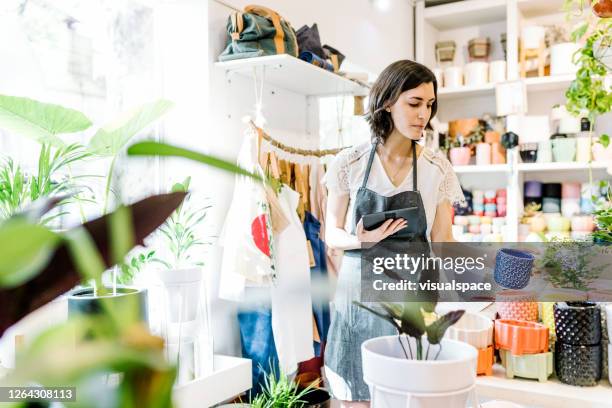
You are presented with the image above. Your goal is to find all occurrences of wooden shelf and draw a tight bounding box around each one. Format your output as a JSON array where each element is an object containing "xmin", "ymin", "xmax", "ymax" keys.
[
  {"xmin": 423, "ymin": 0, "xmax": 507, "ymax": 30},
  {"xmin": 477, "ymin": 364, "xmax": 612, "ymax": 408},
  {"xmin": 174, "ymin": 355, "xmax": 251, "ymax": 408},
  {"xmin": 215, "ymin": 54, "xmax": 370, "ymax": 97}
]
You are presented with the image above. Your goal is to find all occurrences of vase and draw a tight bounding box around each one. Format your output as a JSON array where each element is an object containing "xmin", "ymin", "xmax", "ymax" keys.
[
  {"xmin": 555, "ymin": 342, "xmax": 602, "ymax": 386},
  {"xmin": 552, "ymin": 138, "xmax": 577, "ymax": 162},
  {"xmin": 449, "ymin": 147, "xmax": 471, "ymax": 166},
  {"xmin": 554, "ymin": 302, "xmax": 602, "ymax": 346}
]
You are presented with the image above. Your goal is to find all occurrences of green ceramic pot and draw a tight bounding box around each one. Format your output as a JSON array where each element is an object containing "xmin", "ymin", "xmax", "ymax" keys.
[{"xmin": 552, "ymin": 138, "xmax": 576, "ymax": 162}]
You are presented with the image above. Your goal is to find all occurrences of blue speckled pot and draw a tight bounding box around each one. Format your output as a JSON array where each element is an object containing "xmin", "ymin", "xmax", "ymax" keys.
[{"xmin": 494, "ymin": 249, "xmax": 535, "ymax": 289}]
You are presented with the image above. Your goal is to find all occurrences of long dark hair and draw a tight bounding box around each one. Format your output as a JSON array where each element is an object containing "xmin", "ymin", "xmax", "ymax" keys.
[{"xmin": 366, "ymin": 60, "xmax": 438, "ymax": 143}]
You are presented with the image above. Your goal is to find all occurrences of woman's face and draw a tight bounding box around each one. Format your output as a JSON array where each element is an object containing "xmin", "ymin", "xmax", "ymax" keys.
[{"xmin": 387, "ymin": 82, "xmax": 435, "ymax": 140}]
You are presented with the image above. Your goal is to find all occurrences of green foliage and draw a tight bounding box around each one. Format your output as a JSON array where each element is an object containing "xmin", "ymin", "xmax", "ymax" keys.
[
  {"xmin": 118, "ymin": 250, "xmax": 158, "ymax": 285},
  {"xmin": 354, "ymin": 300, "xmax": 464, "ymax": 361},
  {"xmin": 155, "ymin": 177, "xmax": 211, "ymax": 270},
  {"xmin": 0, "ymin": 218, "xmax": 60, "ymax": 288},
  {"xmin": 593, "ymin": 182, "xmax": 612, "ymax": 242},
  {"xmin": 539, "ymin": 239, "xmax": 604, "ymax": 290},
  {"xmin": 251, "ymin": 366, "xmax": 315, "ymax": 408},
  {"xmin": 0, "ymin": 94, "xmax": 92, "ymax": 147}
]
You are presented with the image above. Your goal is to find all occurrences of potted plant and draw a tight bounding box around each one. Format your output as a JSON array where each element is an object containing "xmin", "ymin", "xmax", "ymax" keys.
[
  {"xmin": 546, "ymin": 24, "xmax": 582, "ymax": 75},
  {"xmin": 354, "ymin": 301, "xmax": 477, "ymax": 408},
  {"xmin": 248, "ymin": 367, "xmax": 327, "ymax": 408}
]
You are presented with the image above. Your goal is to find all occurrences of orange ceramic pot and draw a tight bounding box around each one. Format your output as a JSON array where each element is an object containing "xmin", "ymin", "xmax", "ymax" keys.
[
  {"xmin": 496, "ymin": 301, "xmax": 538, "ymax": 321},
  {"xmin": 477, "ymin": 345, "xmax": 495, "ymax": 376},
  {"xmin": 495, "ymin": 319, "xmax": 549, "ymax": 355},
  {"xmin": 491, "ymin": 142, "xmax": 506, "ymax": 164}
]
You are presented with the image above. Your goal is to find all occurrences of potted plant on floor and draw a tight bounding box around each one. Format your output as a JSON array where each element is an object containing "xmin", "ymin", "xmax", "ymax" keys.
[{"xmin": 354, "ymin": 301, "xmax": 477, "ymax": 408}]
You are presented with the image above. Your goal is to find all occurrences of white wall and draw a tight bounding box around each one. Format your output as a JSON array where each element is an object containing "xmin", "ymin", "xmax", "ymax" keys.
[{"xmin": 203, "ymin": 0, "xmax": 415, "ymax": 356}]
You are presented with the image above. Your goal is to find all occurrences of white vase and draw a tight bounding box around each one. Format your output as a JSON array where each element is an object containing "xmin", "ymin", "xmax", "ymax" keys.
[
  {"xmin": 153, "ymin": 267, "xmax": 203, "ymax": 322},
  {"xmin": 362, "ymin": 336, "xmax": 478, "ymax": 408},
  {"xmin": 489, "ymin": 60, "xmax": 506, "ymax": 83},
  {"xmin": 433, "ymin": 68, "xmax": 444, "ymax": 87},
  {"xmin": 444, "ymin": 66, "xmax": 463, "ymax": 88},
  {"xmin": 550, "ymin": 42, "xmax": 581, "ymax": 75},
  {"xmin": 464, "ymin": 62, "xmax": 489, "ymax": 86}
]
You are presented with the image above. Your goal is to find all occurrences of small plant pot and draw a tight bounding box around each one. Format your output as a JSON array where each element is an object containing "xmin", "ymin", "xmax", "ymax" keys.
[
  {"xmin": 476, "ymin": 143, "xmax": 492, "ymax": 165},
  {"xmin": 537, "ymin": 140, "xmax": 552, "ymax": 163},
  {"xmin": 552, "ymin": 138, "xmax": 577, "ymax": 162},
  {"xmin": 546, "ymin": 216, "xmax": 570, "ymax": 232},
  {"xmin": 449, "ymin": 147, "xmax": 471, "ymax": 166},
  {"xmin": 446, "ymin": 312, "xmax": 494, "ymax": 349},
  {"xmin": 465, "ymin": 62, "xmax": 489, "ymax": 86},
  {"xmin": 444, "ymin": 66, "xmax": 463, "ymax": 88},
  {"xmin": 477, "ymin": 345, "xmax": 495, "ymax": 376},
  {"xmin": 550, "ymin": 42, "xmax": 581, "ymax": 75},
  {"xmin": 576, "ymin": 137, "xmax": 592, "ymax": 162},
  {"xmin": 435, "ymin": 40, "xmax": 457, "ymax": 63},
  {"xmin": 491, "ymin": 142, "xmax": 506, "ymax": 164},
  {"xmin": 496, "ymin": 300, "xmax": 538, "ymax": 322},
  {"xmin": 500, "ymin": 349, "xmax": 553, "ymax": 382},
  {"xmin": 68, "ymin": 286, "xmax": 149, "ymax": 325},
  {"xmin": 495, "ymin": 319, "xmax": 549, "ymax": 355},
  {"xmin": 571, "ymin": 215, "xmax": 595, "ymax": 232},
  {"xmin": 592, "ymin": 0, "xmax": 612, "ymax": 18},
  {"xmin": 468, "ymin": 37, "xmax": 491, "ymax": 59},
  {"xmin": 494, "ymin": 249, "xmax": 535, "ymax": 289},
  {"xmin": 555, "ymin": 342, "xmax": 602, "ymax": 386},
  {"xmin": 554, "ymin": 302, "xmax": 602, "ymax": 346},
  {"xmin": 519, "ymin": 143, "xmax": 538, "ymax": 163},
  {"xmin": 299, "ymin": 388, "xmax": 331, "ymax": 408}
]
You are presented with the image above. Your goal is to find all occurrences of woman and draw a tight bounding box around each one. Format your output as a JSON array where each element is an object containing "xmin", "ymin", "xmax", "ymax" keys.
[{"xmin": 323, "ymin": 60, "xmax": 465, "ymax": 407}]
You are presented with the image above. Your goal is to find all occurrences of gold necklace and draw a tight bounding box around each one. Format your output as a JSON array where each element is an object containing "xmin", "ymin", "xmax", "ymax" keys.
[{"xmin": 379, "ymin": 145, "xmax": 410, "ymax": 184}]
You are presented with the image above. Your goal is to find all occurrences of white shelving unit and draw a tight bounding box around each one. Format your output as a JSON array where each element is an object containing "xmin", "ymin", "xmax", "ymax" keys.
[
  {"xmin": 174, "ymin": 355, "xmax": 251, "ymax": 408},
  {"xmin": 416, "ymin": 0, "xmax": 612, "ymax": 243},
  {"xmin": 477, "ymin": 364, "xmax": 612, "ymax": 408},
  {"xmin": 215, "ymin": 54, "xmax": 370, "ymax": 97}
]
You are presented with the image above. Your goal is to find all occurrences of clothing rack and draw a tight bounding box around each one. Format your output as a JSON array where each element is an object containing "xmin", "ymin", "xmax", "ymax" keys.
[{"xmin": 248, "ymin": 120, "xmax": 347, "ymax": 157}]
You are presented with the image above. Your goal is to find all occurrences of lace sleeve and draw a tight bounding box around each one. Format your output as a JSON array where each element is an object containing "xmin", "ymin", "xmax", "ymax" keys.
[
  {"xmin": 436, "ymin": 155, "xmax": 466, "ymax": 206},
  {"xmin": 324, "ymin": 150, "xmax": 350, "ymax": 194}
]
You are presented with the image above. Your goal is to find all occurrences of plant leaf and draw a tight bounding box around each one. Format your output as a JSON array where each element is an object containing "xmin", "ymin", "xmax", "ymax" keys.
[
  {"xmin": 600, "ymin": 134, "xmax": 610, "ymax": 148},
  {"xmin": 425, "ymin": 310, "xmax": 465, "ymax": 345},
  {"xmin": 89, "ymin": 100, "xmax": 174, "ymax": 157},
  {"xmin": 0, "ymin": 95, "xmax": 92, "ymax": 146},
  {"xmin": 0, "ymin": 219, "xmax": 60, "ymax": 288}
]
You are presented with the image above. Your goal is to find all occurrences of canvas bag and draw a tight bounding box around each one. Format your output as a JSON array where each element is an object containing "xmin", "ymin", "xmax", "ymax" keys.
[{"xmin": 218, "ymin": 5, "xmax": 299, "ymax": 61}]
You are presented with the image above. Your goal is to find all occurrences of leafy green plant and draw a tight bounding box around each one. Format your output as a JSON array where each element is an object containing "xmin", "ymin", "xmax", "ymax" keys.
[
  {"xmin": 441, "ymin": 120, "xmax": 487, "ymax": 153},
  {"xmin": 592, "ymin": 181, "xmax": 612, "ymax": 242},
  {"xmin": 354, "ymin": 301, "xmax": 464, "ymax": 361},
  {"xmin": 118, "ymin": 249, "xmax": 158, "ymax": 284},
  {"xmin": 540, "ymin": 239, "xmax": 604, "ymax": 290},
  {"xmin": 251, "ymin": 366, "xmax": 315, "ymax": 408},
  {"xmin": 151, "ymin": 177, "xmax": 211, "ymax": 271},
  {"xmin": 563, "ymin": 11, "xmax": 612, "ymax": 186}
]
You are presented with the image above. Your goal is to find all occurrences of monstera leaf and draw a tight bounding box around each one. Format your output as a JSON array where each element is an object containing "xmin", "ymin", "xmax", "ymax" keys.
[
  {"xmin": 89, "ymin": 100, "xmax": 174, "ymax": 157},
  {"xmin": 0, "ymin": 94, "xmax": 92, "ymax": 146}
]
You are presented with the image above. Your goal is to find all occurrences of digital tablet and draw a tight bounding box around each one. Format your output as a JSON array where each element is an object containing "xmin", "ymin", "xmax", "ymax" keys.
[{"xmin": 362, "ymin": 207, "xmax": 419, "ymax": 231}]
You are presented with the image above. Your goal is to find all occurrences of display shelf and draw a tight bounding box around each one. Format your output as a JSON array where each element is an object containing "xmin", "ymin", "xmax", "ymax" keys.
[
  {"xmin": 518, "ymin": 162, "xmax": 611, "ymax": 173},
  {"xmin": 454, "ymin": 164, "xmax": 511, "ymax": 174},
  {"xmin": 524, "ymin": 74, "xmax": 575, "ymax": 92},
  {"xmin": 174, "ymin": 355, "xmax": 251, "ymax": 408},
  {"xmin": 423, "ymin": 0, "xmax": 507, "ymax": 30},
  {"xmin": 438, "ymin": 83, "xmax": 496, "ymax": 100},
  {"xmin": 476, "ymin": 364, "xmax": 612, "ymax": 408},
  {"xmin": 215, "ymin": 54, "xmax": 369, "ymax": 97},
  {"xmin": 517, "ymin": 0, "xmax": 565, "ymax": 18}
]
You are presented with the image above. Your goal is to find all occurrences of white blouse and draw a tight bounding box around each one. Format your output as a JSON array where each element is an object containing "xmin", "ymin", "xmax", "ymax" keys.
[{"xmin": 324, "ymin": 141, "xmax": 465, "ymax": 240}]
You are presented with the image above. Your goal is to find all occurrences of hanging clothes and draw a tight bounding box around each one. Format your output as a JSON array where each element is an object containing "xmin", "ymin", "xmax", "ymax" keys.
[{"xmin": 270, "ymin": 185, "xmax": 315, "ymax": 375}]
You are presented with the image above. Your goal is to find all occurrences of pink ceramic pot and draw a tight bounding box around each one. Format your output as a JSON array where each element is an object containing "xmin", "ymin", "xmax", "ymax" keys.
[
  {"xmin": 571, "ymin": 215, "xmax": 595, "ymax": 232},
  {"xmin": 450, "ymin": 147, "xmax": 471, "ymax": 166}
]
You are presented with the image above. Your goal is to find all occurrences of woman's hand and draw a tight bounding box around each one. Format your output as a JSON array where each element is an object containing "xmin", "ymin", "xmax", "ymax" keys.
[{"xmin": 356, "ymin": 218, "xmax": 407, "ymax": 243}]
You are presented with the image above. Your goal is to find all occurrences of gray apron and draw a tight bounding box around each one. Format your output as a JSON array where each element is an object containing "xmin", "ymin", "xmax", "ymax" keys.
[{"xmin": 324, "ymin": 139, "xmax": 431, "ymax": 401}]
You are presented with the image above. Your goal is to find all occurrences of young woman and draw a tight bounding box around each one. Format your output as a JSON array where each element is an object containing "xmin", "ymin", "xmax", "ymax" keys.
[{"xmin": 323, "ymin": 60, "xmax": 465, "ymax": 407}]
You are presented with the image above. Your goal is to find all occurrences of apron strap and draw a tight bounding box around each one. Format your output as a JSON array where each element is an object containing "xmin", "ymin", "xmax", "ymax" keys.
[
  {"xmin": 362, "ymin": 139, "xmax": 419, "ymax": 191},
  {"xmin": 361, "ymin": 139, "xmax": 379, "ymax": 189},
  {"xmin": 412, "ymin": 139, "xmax": 418, "ymax": 192}
]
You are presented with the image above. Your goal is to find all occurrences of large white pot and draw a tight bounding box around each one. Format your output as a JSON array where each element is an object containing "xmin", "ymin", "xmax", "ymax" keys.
[
  {"xmin": 152, "ymin": 267, "xmax": 203, "ymax": 322},
  {"xmin": 362, "ymin": 336, "xmax": 478, "ymax": 408},
  {"xmin": 551, "ymin": 42, "xmax": 581, "ymax": 75}
]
